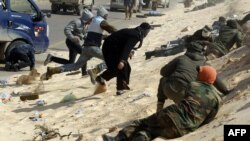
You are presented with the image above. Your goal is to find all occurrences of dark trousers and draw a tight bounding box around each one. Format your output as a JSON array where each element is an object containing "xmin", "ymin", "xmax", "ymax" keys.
[
  {"xmin": 148, "ymin": 45, "xmax": 186, "ymax": 58},
  {"xmin": 157, "ymin": 77, "xmax": 186, "ymax": 104},
  {"xmin": 50, "ymin": 39, "xmax": 87, "ymax": 74},
  {"xmin": 100, "ymin": 62, "xmax": 131, "ymax": 91},
  {"xmin": 120, "ymin": 111, "xmax": 181, "ymax": 141}
]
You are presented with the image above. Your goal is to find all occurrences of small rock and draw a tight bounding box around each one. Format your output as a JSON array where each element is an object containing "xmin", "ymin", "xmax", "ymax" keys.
[
  {"xmin": 108, "ymin": 126, "xmax": 118, "ymax": 133},
  {"xmin": 235, "ymin": 90, "xmax": 241, "ymax": 95},
  {"xmin": 181, "ymin": 26, "xmax": 191, "ymax": 32}
]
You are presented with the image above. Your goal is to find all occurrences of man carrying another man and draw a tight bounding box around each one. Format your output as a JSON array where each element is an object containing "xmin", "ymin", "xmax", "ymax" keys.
[{"xmin": 44, "ymin": 6, "xmax": 117, "ymax": 80}]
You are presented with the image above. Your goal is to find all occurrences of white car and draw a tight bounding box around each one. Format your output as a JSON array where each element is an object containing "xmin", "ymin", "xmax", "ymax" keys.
[
  {"xmin": 158, "ymin": 0, "xmax": 171, "ymax": 8},
  {"xmin": 110, "ymin": 0, "xmax": 141, "ymax": 12}
]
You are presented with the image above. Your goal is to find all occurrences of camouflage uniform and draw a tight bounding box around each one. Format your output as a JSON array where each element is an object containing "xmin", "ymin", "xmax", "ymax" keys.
[
  {"xmin": 205, "ymin": 23, "xmax": 242, "ymax": 57},
  {"xmin": 157, "ymin": 41, "xmax": 206, "ymax": 106},
  {"xmin": 117, "ymin": 81, "xmax": 221, "ymax": 141}
]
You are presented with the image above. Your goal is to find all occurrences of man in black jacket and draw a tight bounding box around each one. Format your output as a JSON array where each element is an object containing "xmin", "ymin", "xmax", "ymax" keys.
[
  {"xmin": 94, "ymin": 22, "xmax": 151, "ymax": 95},
  {"xmin": 5, "ymin": 44, "xmax": 35, "ymax": 71}
]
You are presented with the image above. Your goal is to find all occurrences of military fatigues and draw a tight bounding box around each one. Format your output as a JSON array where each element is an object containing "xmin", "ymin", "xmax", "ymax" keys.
[
  {"xmin": 157, "ymin": 42, "xmax": 206, "ymax": 106},
  {"xmin": 118, "ymin": 81, "xmax": 221, "ymax": 141},
  {"xmin": 205, "ymin": 25, "xmax": 242, "ymax": 57}
]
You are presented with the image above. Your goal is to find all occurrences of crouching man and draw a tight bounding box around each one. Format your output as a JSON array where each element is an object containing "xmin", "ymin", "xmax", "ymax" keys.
[
  {"xmin": 102, "ymin": 65, "xmax": 222, "ymax": 141},
  {"xmin": 5, "ymin": 44, "xmax": 35, "ymax": 71}
]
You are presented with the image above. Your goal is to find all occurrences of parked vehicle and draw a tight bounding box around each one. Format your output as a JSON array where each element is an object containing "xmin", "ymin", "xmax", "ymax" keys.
[
  {"xmin": 49, "ymin": 0, "xmax": 94, "ymax": 15},
  {"xmin": 110, "ymin": 0, "xmax": 141, "ymax": 12},
  {"xmin": 144, "ymin": 0, "xmax": 172, "ymax": 9},
  {"xmin": 0, "ymin": 0, "xmax": 50, "ymax": 62}
]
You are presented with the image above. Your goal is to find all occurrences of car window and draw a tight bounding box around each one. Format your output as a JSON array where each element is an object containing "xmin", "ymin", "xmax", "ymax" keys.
[{"xmin": 10, "ymin": 0, "xmax": 38, "ymax": 17}]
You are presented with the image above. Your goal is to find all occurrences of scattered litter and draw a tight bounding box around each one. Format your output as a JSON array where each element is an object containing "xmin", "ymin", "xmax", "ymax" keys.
[
  {"xmin": 75, "ymin": 108, "xmax": 84, "ymax": 117},
  {"xmin": 29, "ymin": 112, "xmax": 43, "ymax": 121},
  {"xmin": 130, "ymin": 92, "xmax": 152, "ymax": 103},
  {"xmin": 0, "ymin": 92, "xmax": 12, "ymax": 104},
  {"xmin": 60, "ymin": 93, "xmax": 76, "ymax": 103},
  {"xmin": 0, "ymin": 80, "xmax": 7, "ymax": 87},
  {"xmin": 16, "ymin": 68, "xmax": 40, "ymax": 85},
  {"xmin": 181, "ymin": 26, "xmax": 191, "ymax": 32},
  {"xmin": 108, "ymin": 126, "xmax": 118, "ymax": 133},
  {"xmin": 32, "ymin": 125, "xmax": 72, "ymax": 140},
  {"xmin": 36, "ymin": 99, "xmax": 46, "ymax": 106},
  {"xmin": 20, "ymin": 93, "xmax": 39, "ymax": 101}
]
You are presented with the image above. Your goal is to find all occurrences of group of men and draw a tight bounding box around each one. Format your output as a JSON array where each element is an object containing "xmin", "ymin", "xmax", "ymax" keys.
[
  {"xmin": 145, "ymin": 16, "xmax": 243, "ymax": 60},
  {"xmin": 3, "ymin": 5, "xmax": 246, "ymax": 141}
]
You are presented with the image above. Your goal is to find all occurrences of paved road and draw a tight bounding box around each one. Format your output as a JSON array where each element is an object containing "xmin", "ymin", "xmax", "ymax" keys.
[{"xmin": 0, "ymin": 0, "xmax": 174, "ymax": 80}]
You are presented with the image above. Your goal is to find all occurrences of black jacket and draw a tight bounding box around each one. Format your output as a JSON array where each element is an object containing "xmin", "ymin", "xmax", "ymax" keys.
[
  {"xmin": 7, "ymin": 44, "xmax": 35, "ymax": 66},
  {"xmin": 161, "ymin": 43, "xmax": 206, "ymax": 86},
  {"xmin": 102, "ymin": 27, "xmax": 145, "ymax": 69}
]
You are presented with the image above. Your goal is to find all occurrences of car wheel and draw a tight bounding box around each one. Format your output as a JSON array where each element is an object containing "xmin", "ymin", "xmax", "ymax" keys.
[
  {"xmin": 5, "ymin": 41, "xmax": 27, "ymax": 59},
  {"xmin": 51, "ymin": 4, "xmax": 58, "ymax": 14},
  {"xmin": 110, "ymin": 7, "xmax": 116, "ymax": 11}
]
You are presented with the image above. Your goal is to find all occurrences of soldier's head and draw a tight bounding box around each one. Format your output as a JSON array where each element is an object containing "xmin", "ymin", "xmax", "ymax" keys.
[
  {"xmin": 81, "ymin": 9, "xmax": 94, "ymax": 24},
  {"xmin": 197, "ymin": 65, "xmax": 217, "ymax": 84},
  {"xmin": 97, "ymin": 6, "xmax": 109, "ymax": 20},
  {"xmin": 219, "ymin": 16, "xmax": 226, "ymax": 24},
  {"xmin": 227, "ymin": 19, "xmax": 238, "ymax": 29},
  {"xmin": 202, "ymin": 25, "xmax": 212, "ymax": 38},
  {"xmin": 139, "ymin": 22, "xmax": 152, "ymax": 38}
]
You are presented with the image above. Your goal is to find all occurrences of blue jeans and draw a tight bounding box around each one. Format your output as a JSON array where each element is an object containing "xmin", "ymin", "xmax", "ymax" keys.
[{"xmin": 60, "ymin": 46, "xmax": 104, "ymax": 72}]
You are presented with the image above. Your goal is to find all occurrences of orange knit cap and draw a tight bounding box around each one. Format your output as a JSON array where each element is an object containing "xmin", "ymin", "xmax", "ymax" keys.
[{"xmin": 198, "ymin": 66, "xmax": 217, "ymax": 84}]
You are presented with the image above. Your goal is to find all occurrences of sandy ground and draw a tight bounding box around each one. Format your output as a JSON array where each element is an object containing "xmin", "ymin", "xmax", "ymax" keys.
[{"xmin": 0, "ymin": 0, "xmax": 250, "ymax": 141}]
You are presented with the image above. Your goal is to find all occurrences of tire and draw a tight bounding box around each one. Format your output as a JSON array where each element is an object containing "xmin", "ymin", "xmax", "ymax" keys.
[
  {"xmin": 62, "ymin": 3, "xmax": 67, "ymax": 12},
  {"xmin": 5, "ymin": 41, "xmax": 27, "ymax": 59},
  {"xmin": 51, "ymin": 3, "xmax": 58, "ymax": 14},
  {"xmin": 110, "ymin": 7, "xmax": 116, "ymax": 12}
]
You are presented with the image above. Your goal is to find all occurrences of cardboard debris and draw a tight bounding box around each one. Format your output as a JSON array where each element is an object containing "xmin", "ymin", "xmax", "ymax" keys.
[{"xmin": 181, "ymin": 26, "xmax": 192, "ymax": 32}]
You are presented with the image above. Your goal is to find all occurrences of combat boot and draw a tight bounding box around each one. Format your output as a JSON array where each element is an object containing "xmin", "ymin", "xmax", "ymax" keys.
[
  {"xmin": 12, "ymin": 63, "xmax": 19, "ymax": 72},
  {"xmin": 145, "ymin": 51, "xmax": 154, "ymax": 60},
  {"xmin": 102, "ymin": 133, "xmax": 126, "ymax": 141},
  {"xmin": 46, "ymin": 67, "xmax": 61, "ymax": 80},
  {"xmin": 88, "ymin": 63, "xmax": 107, "ymax": 84},
  {"xmin": 4, "ymin": 62, "xmax": 12, "ymax": 71},
  {"xmin": 94, "ymin": 76, "xmax": 107, "ymax": 94},
  {"xmin": 44, "ymin": 54, "xmax": 52, "ymax": 66},
  {"xmin": 81, "ymin": 63, "xmax": 88, "ymax": 77},
  {"xmin": 87, "ymin": 67, "xmax": 98, "ymax": 84},
  {"xmin": 132, "ymin": 135, "xmax": 148, "ymax": 141}
]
